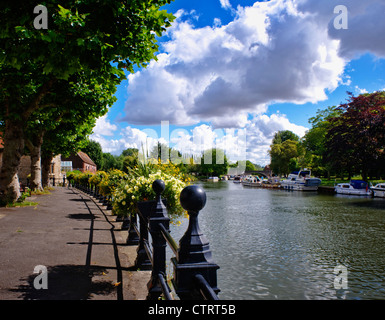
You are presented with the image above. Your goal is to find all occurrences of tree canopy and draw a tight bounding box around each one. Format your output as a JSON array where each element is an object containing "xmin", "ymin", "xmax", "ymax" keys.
[{"xmin": 0, "ymin": 0, "xmax": 175, "ymax": 203}]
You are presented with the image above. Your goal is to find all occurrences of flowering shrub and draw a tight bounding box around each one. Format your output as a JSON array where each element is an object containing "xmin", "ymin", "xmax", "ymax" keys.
[
  {"xmin": 99, "ymin": 169, "xmax": 127, "ymax": 196},
  {"xmin": 113, "ymin": 165, "xmax": 189, "ymax": 219},
  {"xmin": 68, "ymin": 160, "xmax": 192, "ymax": 222},
  {"xmin": 89, "ymin": 171, "xmax": 108, "ymax": 188},
  {"xmin": 67, "ymin": 170, "xmax": 93, "ymax": 186}
]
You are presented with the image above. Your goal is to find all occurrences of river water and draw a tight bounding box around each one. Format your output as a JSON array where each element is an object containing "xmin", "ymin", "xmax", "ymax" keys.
[{"xmin": 169, "ymin": 180, "xmax": 385, "ymax": 300}]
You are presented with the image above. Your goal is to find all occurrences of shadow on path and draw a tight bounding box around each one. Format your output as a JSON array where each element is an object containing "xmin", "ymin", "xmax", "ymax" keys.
[
  {"xmin": 9, "ymin": 188, "xmax": 125, "ymax": 300},
  {"xmin": 9, "ymin": 265, "xmax": 115, "ymax": 300}
]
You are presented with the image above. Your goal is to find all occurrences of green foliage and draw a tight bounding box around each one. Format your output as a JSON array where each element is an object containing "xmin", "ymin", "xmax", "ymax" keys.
[
  {"xmin": 324, "ymin": 92, "xmax": 385, "ymax": 181},
  {"xmin": 199, "ymin": 148, "xmax": 229, "ymax": 177},
  {"xmin": 269, "ymin": 131, "xmax": 302, "ymax": 176},
  {"xmin": 82, "ymin": 140, "xmax": 104, "ymax": 169},
  {"xmin": 0, "ymin": 0, "xmax": 176, "ymax": 203}
]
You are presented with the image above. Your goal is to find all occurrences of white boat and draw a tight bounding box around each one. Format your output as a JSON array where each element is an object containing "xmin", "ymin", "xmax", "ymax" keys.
[
  {"xmin": 335, "ymin": 180, "xmax": 372, "ymax": 196},
  {"xmin": 280, "ymin": 169, "xmax": 321, "ymax": 191},
  {"xmin": 241, "ymin": 175, "xmax": 262, "ymax": 187},
  {"xmin": 371, "ymin": 183, "xmax": 385, "ymax": 198}
]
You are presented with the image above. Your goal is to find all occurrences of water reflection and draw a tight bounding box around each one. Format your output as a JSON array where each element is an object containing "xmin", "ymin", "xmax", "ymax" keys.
[{"xmin": 170, "ymin": 180, "xmax": 385, "ymax": 300}]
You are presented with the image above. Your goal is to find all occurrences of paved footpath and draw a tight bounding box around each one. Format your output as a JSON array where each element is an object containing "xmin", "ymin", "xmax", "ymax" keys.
[{"xmin": 0, "ymin": 186, "xmax": 151, "ymax": 300}]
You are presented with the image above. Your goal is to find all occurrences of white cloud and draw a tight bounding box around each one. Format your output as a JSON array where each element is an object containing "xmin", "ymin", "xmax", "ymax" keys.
[
  {"xmin": 355, "ymin": 86, "xmax": 368, "ymax": 94},
  {"xmin": 219, "ymin": 0, "xmax": 232, "ymax": 10},
  {"xmin": 122, "ymin": 0, "xmax": 347, "ymax": 127},
  {"xmin": 92, "ymin": 115, "xmax": 117, "ymax": 136},
  {"xmin": 245, "ymin": 113, "xmax": 308, "ymax": 165},
  {"xmin": 91, "ymin": 112, "xmax": 308, "ymax": 165}
]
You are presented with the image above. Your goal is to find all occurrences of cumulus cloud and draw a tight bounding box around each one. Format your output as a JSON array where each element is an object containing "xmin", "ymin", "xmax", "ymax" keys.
[
  {"xmin": 100, "ymin": 0, "xmax": 385, "ymax": 163},
  {"xmin": 122, "ymin": 0, "xmax": 348, "ymax": 127},
  {"xmin": 244, "ymin": 113, "xmax": 308, "ymax": 164},
  {"xmin": 92, "ymin": 115, "xmax": 117, "ymax": 136},
  {"xmin": 91, "ymin": 113, "xmax": 307, "ymax": 165},
  {"xmin": 297, "ymin": 0, "xmax": 385, "ymax": 59}
]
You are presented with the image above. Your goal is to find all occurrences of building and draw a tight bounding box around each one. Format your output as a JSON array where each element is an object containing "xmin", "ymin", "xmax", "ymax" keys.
[
  {"xmin": 0, "ymin": 135, "xmax": 96, "ymax": 186},
  {"xmin": 61, "ymin": 151, "xmax": 97, "ymax": 173}
]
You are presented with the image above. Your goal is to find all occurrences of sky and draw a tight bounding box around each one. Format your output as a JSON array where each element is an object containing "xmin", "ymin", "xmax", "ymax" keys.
[{"xmin": 90, "ymin": 0, "xmax": 385, "ymax": 166}]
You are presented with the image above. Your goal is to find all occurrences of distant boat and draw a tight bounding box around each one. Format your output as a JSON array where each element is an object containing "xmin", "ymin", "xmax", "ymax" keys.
[
  {"xmin": 233, "ymin": 176, "xmax": 241, "ymax": 183},
  {"xmin": 242, "ymin": 175, "xmax": 262, "ymax": 187},
  {"xmin": 280, "ymin": 169, "xmax": 321, "ymax": 191},
  {"xmin": 335, "ymin": 180, "xmax": 372, "ymax": 196},
  {"xmin": 371, "ymin": 183, "xmax": 385, "ymax": 198}
]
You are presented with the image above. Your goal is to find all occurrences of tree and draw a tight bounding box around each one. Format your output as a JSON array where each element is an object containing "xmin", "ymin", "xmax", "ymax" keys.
[
  {"xmin": 41, "ymin": 118, "xmax": 93, "ymax": 187},
  {"xmin": 199, "ymin": 148, "xmax": 229, "ymax": 177},
  {"xmin": 82, "ymin": 140, "xmax": 104, "ymax": 170},
  {"xmin": 272, "ymin": 130, "xmax": 299, "ymax": 144},
  {"xmin": 269, "ymin": 139, "xmax": 301, "ymax": 176},
  {"xmin": 245, "ymin": 160, "xmax": 256, "ymax": 172},
  {"xmin": 325, "ymin": 92, "xmax": 385, "ymax": 181},
  {"xmin": 101, "ymin": 153, "xmax": 122, "ymax": 171},
  {"xmin": 301, "ymin": 106, "xmax": 341, "ymax": 177},
  {"xmin": 0, "ymin": 1, "xmax": 175, "ymax": 203},
  {"xmin": 269, "ymin": 130, "xmax": 302, "ymax": 176},
  {"xmin": 121, "ymin": 148, "xmax": 139, "ymax": 172}
]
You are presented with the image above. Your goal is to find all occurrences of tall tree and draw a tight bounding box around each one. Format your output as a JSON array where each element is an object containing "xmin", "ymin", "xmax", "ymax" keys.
[
  {"xmin": 269, "ymin": 130, "xmax": 301, "ymax": 176},
  {"xmin": 301, "ymin": 106, "xmax": 341, "ymax": 177},
  {"xmin": 325, "ymin": 92, "xmax": 385, "ymax": 181},
  {"xmin": 0, "ymin": 0, "xmax": 175, "ymax": 203}
]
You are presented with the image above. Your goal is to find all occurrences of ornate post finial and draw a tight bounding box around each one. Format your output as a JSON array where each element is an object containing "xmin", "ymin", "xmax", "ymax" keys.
[{"xmin": 178, "ymin": 185, "xmax": 213, "ymax": 264}]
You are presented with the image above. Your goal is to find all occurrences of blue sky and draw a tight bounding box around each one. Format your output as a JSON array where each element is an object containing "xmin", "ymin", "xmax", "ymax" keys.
[{"xmin": 91, "ymin": 0, "xmax": 385, "ymax": 165}]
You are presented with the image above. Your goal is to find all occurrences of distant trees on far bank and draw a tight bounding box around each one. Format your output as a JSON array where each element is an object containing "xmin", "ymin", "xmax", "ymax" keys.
[
  {"xmin": 268, "ymin": 91, "xmax": 385, "ymax": 181},
  {"xmin": 83, "ymin": 141, "xmax": 266, "ymax": 179}
]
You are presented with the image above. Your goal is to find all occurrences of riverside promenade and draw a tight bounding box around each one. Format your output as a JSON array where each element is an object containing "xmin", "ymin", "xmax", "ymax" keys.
[{"xmin": 0, "ymin": 186, "xmax": 151, "ymax": 300}]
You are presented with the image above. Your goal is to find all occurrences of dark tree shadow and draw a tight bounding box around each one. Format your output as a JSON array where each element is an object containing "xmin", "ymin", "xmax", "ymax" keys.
[
  {"xmin": 67, "ymin": 213, "xmax": 97, "ymax": 220},
  {"xmin": 10, "ymin": 265, "xmax": 116, "ymax": 300}
]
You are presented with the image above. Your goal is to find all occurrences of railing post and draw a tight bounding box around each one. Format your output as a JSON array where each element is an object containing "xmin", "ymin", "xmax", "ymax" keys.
[
  {"xmin": 134, "ymin": 205, "xmax": 152, "ymax": 270},
  {"xmin": 126, "ymin": 212, "xmax": 139, "ymax": 245},
  {"xmin": 146, "ymin": 179, "xmax": 171, "ymax": 300},
  {"xmin": 172, "ymin": 185, "xmax": 220, "ymax": 300}
]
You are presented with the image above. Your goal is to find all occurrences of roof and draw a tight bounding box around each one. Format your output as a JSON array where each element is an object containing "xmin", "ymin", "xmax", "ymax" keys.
[{"xmin": 77, "ymin": 151, "xmax": 96, "ymax": 167}]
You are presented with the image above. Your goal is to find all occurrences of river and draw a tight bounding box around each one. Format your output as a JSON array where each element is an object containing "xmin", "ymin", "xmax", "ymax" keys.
[{"xmin": 169, "ymin": 180, "xmax": 385, "ymax": 300}]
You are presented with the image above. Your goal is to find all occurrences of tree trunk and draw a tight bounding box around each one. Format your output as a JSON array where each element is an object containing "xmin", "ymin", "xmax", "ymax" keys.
[
  {"xmin": 42, "ymin": 154, "xmax": 53, "ymax": 188},
  {"xmin": 0, "ymin": 119, "xmax": 24, "ymax": 204},
  {"xmin": 25, "ymin": 132, "xmax": 45, "ymax": 191}
]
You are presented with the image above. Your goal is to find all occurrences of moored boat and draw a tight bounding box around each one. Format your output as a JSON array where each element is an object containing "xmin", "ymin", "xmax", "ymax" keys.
[
  {"xmin": 241, "ymin": 175, "xmax": 262, "ymax": 187},
  {"xmin": 280, "ymin": 169, "xmax": 321, "ymax": 191},
  {"xmin": 371, "ymin": 183, "xmax": 385, "ymax": 198},
  {"xmin": 335, "ymin": 180, "xmax": 372, "ymax": 196}
]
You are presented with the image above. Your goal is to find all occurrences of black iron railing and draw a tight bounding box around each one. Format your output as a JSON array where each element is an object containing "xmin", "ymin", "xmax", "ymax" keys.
[
  {"xmin": 134, "ymin": 180, "xmax": 220, "ymax": 300},
  {"xmin": 72, "ymin": 178, "xmax": 220, "ymax": 300}
]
